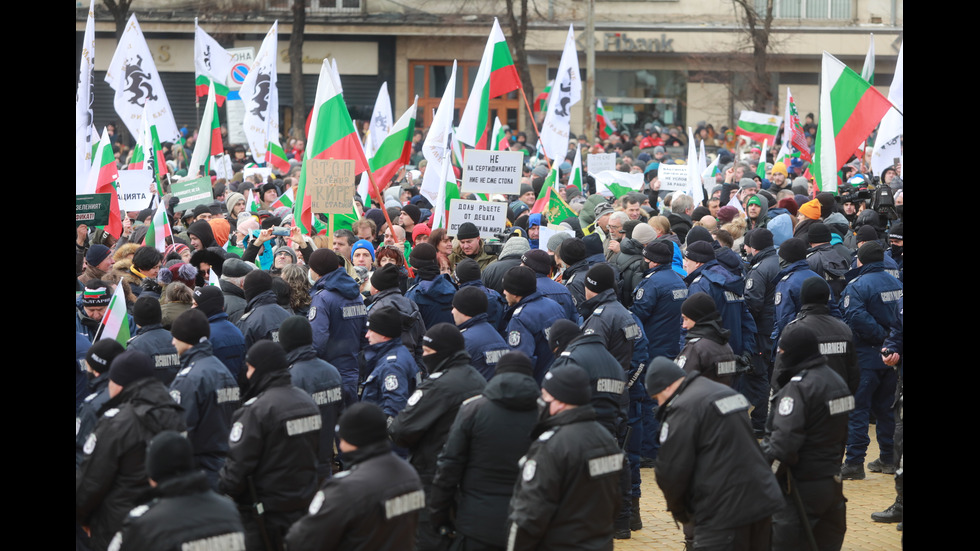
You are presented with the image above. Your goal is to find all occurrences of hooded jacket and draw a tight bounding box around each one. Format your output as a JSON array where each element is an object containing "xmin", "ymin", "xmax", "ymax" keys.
[
  {"xmin": 686, "ymin": 260, "xmax": 757, "ymax": 356},
  {"xmin": 309, "ymin": 268, "xmax": 368, "ymax": 400}
]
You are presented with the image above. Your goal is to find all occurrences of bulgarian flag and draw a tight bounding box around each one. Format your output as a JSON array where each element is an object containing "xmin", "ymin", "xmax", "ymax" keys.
[
  {"xmin": 457, "ymin": 18, "xmax": 522, "ymax": 149},
  {"xmin": 535, "ymin": 80, "xmax": 553, "ymax": 113},
  {"xmin": 294, "ymin": 59, "xmax": 371, "ymax": 235},
  {"xmin": 85, "ymin": 128, "xmax": 122, "ymax": 239},
  {"xmin": 271, "ymin": 187, "xmax": 294, "ymax": 209},
  {"xmin": 194, "ymin": 19, "xmax": 232, "ymax": 106},
  {"xmin": 812, "ymin": 51, "xmax": 892, "ymax": 192},
  {"xmin": 593, "ymin": 170, "xmax": 644, "ymax": 199},
  {"xmin": 490, "ymin": 117, "xmax": 508, "ymax": 151},
  {"xmin": 96, "ymin": 283, "xmax": 130, "ymax": 347},
  {"xmin": 267, "ymin": 140, "xmax": 291, "ymax": 173},
  {"xmin": 756, "ymin": 139, "xmax": 768, "ymax": 178},
  {"xmin": 245, "ymin": 189, "xmax": 259, "ymax": 213},
  {"xmin": 367, "ymin": 98, "xmax": 418, "ymax": 202},
  {"xmin": 597, "ymin": 99, "xmax": 616, "ymax": 139},
  {"xmin": 143, "ymin": 203, "xmax": 173, "ymax": 252},
  {"xmin": 530, "ymin": 168, "xmax": 575, "ymax": 225},
  {"xmin": 735, "ymin": 110, "xmax": 783, "ymax": 144},
  {"xmin": 188, "ymin": 82, "xmax": 223, "ymax": 178},
  {"xmin": 569, "ymin": 144, "xmax": 584, "ymax": 191},
  {"xmin": 776, "ymin": 87, "xmax": 812, "ymax": 163}
]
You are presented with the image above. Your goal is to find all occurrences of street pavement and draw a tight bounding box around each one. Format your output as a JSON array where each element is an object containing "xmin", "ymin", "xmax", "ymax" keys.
[{"xmin": 616, "ymin": 425, "xmax": 902, "ymax": 550}]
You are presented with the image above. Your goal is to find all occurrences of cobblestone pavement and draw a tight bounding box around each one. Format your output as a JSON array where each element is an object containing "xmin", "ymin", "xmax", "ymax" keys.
[{"xmin": 616, "ymin": 425, "xmax": 902, "ymax": 550}]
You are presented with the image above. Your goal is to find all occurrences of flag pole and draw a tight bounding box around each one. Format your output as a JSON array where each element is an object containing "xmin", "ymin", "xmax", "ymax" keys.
[
  {"xmin": 519, "ymin": 87, "xmax": 552, "ymax": 167},
  {"xmin": 365, "ymin": 168, "xmax": 414, "ymax": 278}
]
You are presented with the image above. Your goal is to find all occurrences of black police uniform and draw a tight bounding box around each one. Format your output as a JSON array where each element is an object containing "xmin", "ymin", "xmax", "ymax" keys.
[
  {"xmin": 287, "ymin": 344, "xmax": 345, "ymax": 480},
  {"xmin": 75, "ymin": 371, "xmax": 110, "ymax": 467},
  {"xmin": 579, "ymin": 288, "xmax": 641, "ymax": 372},
  {"xmin": 126, "ymin": 324, "xmax": 181, "ymax": 385},
  {"xmin": 777, "ymin": 303, "xmax": 860, "ymax": 394},
  {"xmin": 236, "ymin": 290, "xmax": 291, "ymax": 348},
  {"xmin": 675, "ymin": 318, "xmax": 739, "ymax": 386}
]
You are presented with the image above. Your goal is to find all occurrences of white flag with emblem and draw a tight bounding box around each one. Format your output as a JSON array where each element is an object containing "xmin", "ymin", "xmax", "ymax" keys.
[
  {"xmin": 539, "ymin": 25, "xmax": 581, "ymax": 163},
  {"xmin": 364, "ymin": 82, "xmax": 393, "ymax": 159},
  {"xmin": 240, "ymin": 21, "xmax": 280, "ymax": 161},
  {"xmin": 105, "ymin": 14, "xmax": 179, "ymax": 142},
  {"xmin": 421, "ymin": 61, "xmax": 458, "ymax": 205},
  {"xmin": 76, "ymin": 0, "xmax": 96, "ymax": 193}
]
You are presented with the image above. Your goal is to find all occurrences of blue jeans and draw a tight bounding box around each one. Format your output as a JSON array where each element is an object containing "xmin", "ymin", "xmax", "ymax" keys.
[{"xmin": 846, "ymin": 367, "xmax": 897, "ymax": 465}]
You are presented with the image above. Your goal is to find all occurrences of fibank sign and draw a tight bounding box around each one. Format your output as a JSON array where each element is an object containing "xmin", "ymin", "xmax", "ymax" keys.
[{"xmin": 578, "ymin": 31, "xmax": 675, "ymax": 53}]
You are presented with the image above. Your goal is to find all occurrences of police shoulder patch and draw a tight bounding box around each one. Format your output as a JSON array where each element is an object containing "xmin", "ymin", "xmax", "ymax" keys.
[
  {"xmin": 774, "ymin": 291, "xmax": 782, "ymax": 305},
  {"xmin": 745, "ymin": 278, "xmax": 754, "ymax": 290},
  {"xmin": 522, "ymin": 459, "xmax": 537, "ymax": 481},
  {"xmin": 508, "ymin": 330, "xmax": 521, "ymax": 347},
  {"xmin": 407, "ymin": 389, "xmax": 423, "ymax": 406},
  {"xmin": 778, "ymin": 396, "xmax": 794, "ymax": 415},
  {"xmin": 514, "ymin": 306, "xmax": 524, "ymax": 316},
  {"xmin": 308, "ymin": 490, "xmax": 325, "ymax": 514},
  {"xmin": 386, "ymin": 355, "xmax": 398, "ymax": 361},
  {"xmin": 676, "ymin": 355, "xmax": 687, "ymax": 368},
  {"xmin": 84, "ymin": 392, "xmax": 98, "ymax": 403},
  {"xmin": 384, "ymin": 374, "xmax": 399, "ymax": 391},
  {"xmin": 635, "ymin": 287, "xmax": 644, "ymax": 300},
  {"xmin": 659, "ymin": 421, "xmax": 669, "ymax": 443},
  {"xmin": 843, "ymin": 295, "xmax": 850, "ymax": 308},
  {"xmin": 104, "ymin": 408, "xmax": 119, "ymax": 418},
  {"xmin": 83, "ymin": 433, "xmax": 97, "ymax": 455},
  {"xmin": 170, "ymin": 390, "xmax": 181, "ymax": 404},
  {"xmin": 307, "ymin": 306, "xmax": 317, "ymax": 321},
  {"xmin": 429, "ymin": 371, "xmax": 444, "ymax": 379},
  {"xmin": 593, "ymin": 306, "xmax": 604, "ymax": 316},
  {"xmin": 229, "ymin": 421, "xmax": 244, "ymax": 443},
  {"xmin": 239, "ymin": 311, "xmax": 252, "ymax": 321}
]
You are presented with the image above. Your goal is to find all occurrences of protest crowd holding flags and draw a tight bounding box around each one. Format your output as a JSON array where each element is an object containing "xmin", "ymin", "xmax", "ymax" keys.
[{"xmin": 76, "ymin": 11, "xmax": 904, "ymax": 550}]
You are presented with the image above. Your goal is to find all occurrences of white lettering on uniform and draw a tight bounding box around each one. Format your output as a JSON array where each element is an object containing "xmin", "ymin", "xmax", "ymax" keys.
[
  {"xmin": 271, "ymin": 331, "xmax": 279, "ymax": 342},
  {"xmin": 672, "ymin": 289, "xmax": 688, "ymax": 300},
  {"xmin": 588, "ymin": 453, "xmax": 624, "ymax": 477},
  {"xmin": 717, "ymin": 360, "xmax": 736, "ymax": 375},
  {"xmin": 596, "ymin": 378, "xmax": 626, "ymax": 394},
  {"xmin": 155, "ymin": 354, "xmax": 179, "ymax": 367},
  {"xmin": 285, "ymin": 414, "xmax": 322, "ymax": 436},
  {"xmin": 623, "ymin": 324, "xmax": 640, "ymax": 340},
  {"xmin": 180, "ymin": 531, "xmax": 246, "ymax": 551},
  {"xmin": 880, "ymin": 290, "xmax": 902, "ymax": 302},
  {"xmin": 828, "ymin": 395, "xmax": 855, "ymax": 415},
  {"xmin": 713, "ymin": 394, "xmax": 750, "ymax": 415},
  {"xmin": 312, "ymin": 387, "xmax": 343, "ymax": 405},
  {"xmin": 384, "ymin": 490, "xmax": 425, "ymax": 520},
  {"xmin": 484, "ymin": 349, "xmax": 506, "ymax": 365},
  {"xmin": 819, "ymin": 341, "xmax": 848, "ymax": 355},
  {"xmin": 724, "ymin": 291, "xmax": 743, "ymax": 303},
  {"xmin": 343, "ymin": 304, "xmax": 368, "ymax": 318},
  {"xmin": 216, "ymin": 387, "xmax": 240, "ymax": 404}
]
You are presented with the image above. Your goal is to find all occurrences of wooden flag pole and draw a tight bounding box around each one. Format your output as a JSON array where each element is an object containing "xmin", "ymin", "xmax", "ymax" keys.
[{"xmin": 519, "ymin": 87, "xmax": 552, "ymax": 168}]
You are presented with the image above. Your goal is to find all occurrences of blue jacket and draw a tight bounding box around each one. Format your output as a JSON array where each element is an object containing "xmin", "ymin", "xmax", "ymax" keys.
[
  {"xmin": 841, "ymin": 262, "xmax": 903, "ymax": 369},
  {"xmin": 169, "ymin": 340, "xmax": 241, "ymax": 485},
  {"xmin": 772, "ymin": 260, "xmax": 839, "ymax": 345},
  {"xmin": 458, "ymin": 313, "xmax": 511, "ymax": 380},
  {"xmin": 207, "ymin": 312, "xmax": 246, "ymax": 379},
  {"xmin": 686, "ymin": 260, "xmax": 756, "ymax": 356},
  {"xmin": 459, "ymin": 279, "xmax": 508, "ymax": 331},
  {"xmin": 359, "ymin": 339, "xmax": 419, "ymax": 422},
  {"xmin": 631, "ymin": 264, "xmax": 688, "ymax": 359},
  {"xmin": 309, "ymin": 268, "xmax": 368, "ymax": 401},
  {"xmin": 287, "ymin": 344, "xmax": 344, "ymax": 479},
  {"xmin": 501, "ymin": 291, "xmax": 565, "ymax": 382},
  {"xmin": 536, "ymin": 273, "xmax": 581, "ymax": 324},
  {"xmin": 127, "ymin": 324, "xmax": 181, "ymax": 385},
  {"xmin": 236, "ymin": 290, "xmax": 292, "ymax": 349},
  {"xmin": 849, "ymin": 249, "xmax": 901, "ymax": 281},
  {"xmin": 406, "ymin": 274, "xmax": 457, "ymax": 329}
]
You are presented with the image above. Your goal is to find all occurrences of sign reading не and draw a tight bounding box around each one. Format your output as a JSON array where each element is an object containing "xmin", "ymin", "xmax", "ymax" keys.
[
  {"xmin": 461, "ymin": 150, "xmax": 523, "ymax": 195},
  {"xmin": 307, "ymin": 159, "xmax": 355, "ymax": 214}
]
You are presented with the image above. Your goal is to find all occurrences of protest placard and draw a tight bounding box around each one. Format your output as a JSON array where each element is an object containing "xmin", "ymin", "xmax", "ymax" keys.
[
  {"xmin": 658, "ymin": 164, "xmax": 691, "ymax": 192},
  {"xmin": 461, "ymin": 149, "xmax": 523, "ymax": 195},
  {"xmin": 447, "ymin": 199, "xmax": 507, "ymax": 238},
  {"xmin": 116, "ymin": 171, "xmax": 155, "ymax": 211},
  {"xmin": 588, "ymin": 153, "xmax": 616, "ymax": 174},
  {"xmin": 171, "ymin": 176, "xmax": 214, "ymax": 211},
  {"xmin": 307, "ymin": 159, "xmax": 355, "ymax": 214},
  {"xmin": 76, "ymin": 194, "xmax": 112, "ymax": 227}
]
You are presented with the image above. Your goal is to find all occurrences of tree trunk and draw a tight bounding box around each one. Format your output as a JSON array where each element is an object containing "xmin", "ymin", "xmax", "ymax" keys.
[
  {"xmin": 289, "ymin": 0, "xmax": 307, "ymax": 140},
  {"xmin": 505, "ymin": 0, "xmax": 536, "ymax": 140},
  {"xmin": 103, "ymin": 0, "xmax": 132, "ymax": 41}
]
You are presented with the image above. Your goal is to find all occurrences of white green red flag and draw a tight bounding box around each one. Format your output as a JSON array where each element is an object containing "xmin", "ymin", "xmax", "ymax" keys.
[
  {"xmin": 96, "ymin": 283, "xmax": 130, "ymax": 347},
  {"xmin": 143, "ymin": 203, "xmax": 173, "ymax": 252},
  {"xmin": 294, "ymin": 59, "xmax": 371, "ymax": 235},
  {"xmin": 530, "ymin": 168, "xmax": 575, "ymax": 225},
  {"xmin": 188, "ymin": 82, "xmax": 223, "ymax": 178},
  {"xmin": 756, "ymin": 139, "xmax": 768, "ymax": 178},
  {"xmin": 812, "ymin": 52, "xmax": 893, "ymax": 192},
  {"xmin": 245, "ymin": 189, "xmax": 259, "ymax": 214},
  {"xmin": 776, "ymin": 87, "xmax": 812, "ymax": 163},
  {"xmin": 861, "ymin": 33, "xmax": 875, "ymax": 85},
  {"xmin": 85, "ymin": 128, "xmax": 123, "ymax": 239},
  {"xmin": 490, "ymin": 117, "xmax": 507, "ymax": 151},
  {"xmin": 240, "ymin": 22, "xmax": 280, "ymax": 164},
  {"xmin": 539, "ymin": 25, "xmax": 581, "ymax": 162},
  {"xmin": 194, "ymin": 19, "xmax": 233, "ymax": 106},
  {"xmin": 271, "ymin": 187, "xmax": 294, "ymax": 209},
  {"xmin": 367, "ymin": 98, "xmax": 417, "ymax": 202},
  {"xmin": 735, "ymin": 110, "xmax": 783, "ymax": 144},
  {"xmin": 105, "ymin": 15, "xmax": 179, "ymax": 142},
  {"xmin": 535, "ymin": 81, "xmax": 553, "ymax": 114},
  {"xmin": 128, "ymin": 104, "xmax": 152, "ymax": 171},
  {"xmin": 457, "ymin": 18, "xmax": 522, "ymax": 149},
  {"xmin": 597, "ymin": 99, "xmax": 616, "ymax": 140},
  {"xmin": 871, "ymin": 42, "xmax": 903, "ymax": 178},
  {"xmin": 76, "ymin": 0, "xmax": 96, "ymax": 193},
  {"xmin": 569, "ymin": 145, "xmax": 583, "ymax": 191},
  {"xmin": 594, "ymin": 170, "xmax": 643, "ymax": 198}
]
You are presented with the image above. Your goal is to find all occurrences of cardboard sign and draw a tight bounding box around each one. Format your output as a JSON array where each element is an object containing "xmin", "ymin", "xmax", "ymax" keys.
[
  {"xmin": 307, "ymin": 159, "xmax": 355, "ymax": 214},
  {"xmin": 588, "ymin": 153, "xmax": 616, "ymax": 174},
  {"xmin": 76, "ymin": 194, "xmax": 112, "ymax": 227},
  {"xmin": 447, "ymin": 199, "xmax": 507, "ymax": 239},
  {"xmin": 461, "ymin": 150, "xmax": 523, "ymax": 195},
  {"xmin": 658, "ymin": 164, "xmax": 690, "ymax": 192},
  {"xmin": 171, "ymin": 176, "xmax": 215, "ymax": 212},
  {"xmin": 116, "ymin": 171, "xmax": 155, "ymax": 211}
]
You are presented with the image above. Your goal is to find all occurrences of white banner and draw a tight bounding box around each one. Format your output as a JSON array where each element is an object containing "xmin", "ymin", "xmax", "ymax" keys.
[
  {"xmin": 588, "ymin": 153, "xmax": 616, "ymax": 174},
  {"xmin": 461, "ymin": 150, "xmax": 523, "ymax": 195},
  {"xmin": 658, "ymin": 165, "xmax": 691, "ymax": 192},
  {"xmin": 447, "ymin": 199, "xmax": 507, "ymax": 238},
  {"xmin": 116, "ymin": 171, "xmax": 155, "ymax": 211}
]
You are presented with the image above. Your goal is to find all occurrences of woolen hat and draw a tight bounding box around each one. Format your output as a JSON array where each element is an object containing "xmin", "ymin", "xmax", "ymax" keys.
[
  {"xmin": 585, "ymin": 263, "xmax": 615, "ymax": 293},
  {"xmin": 454, "ymin": 258, "xmax": 482, "ymax": 284},
  {"xmin": 109, "ymin": 350, "xmax": 156, "ymax": 388},
  {"xmin": 643, "ymin": 241, "xmax": 673, "ymax": 264},
  {"xmin": 684, "ymin": 241, "xmax": 715, "ymax": 263},
  {"xmin": 857, "ymin": 241, "xmax": 885, "ymax": 264},
  {"xmin": 504, "ymin": 266, "xmax": 537, "ymax": 297},
  {"xmin": 542, "ymin": 364, "xmax": 591, "ymax": 406},
  {"xmin": 146, "ymin": 431, "xmax": 195, "ymax": 483},
  {"xmin": 453, "ymin": 286, "xmax": 488, "ymax": 317},
  {"xmin": 644, "ymin": 357, "xmax": 686, "ymax": 396},
  {"xmin": 278, "ymin": 315, "xmax": 313, "ymax": 353},
  {"xmin": 370, "ymin": 264, "xmax": 400, "ymax": 291},
  {"xmin": 422, "ymin": 323, "xmax": 466, "ymax": 356},
  {"xmin": 559, "ymin": 238, "xmax": 587, "ymax": 265},
  {"xmin": 367, "ymin": 305, "xmax": 404, "ymax": 339},
  {"xmin": 778, "ymin": 325, "xmax": 822, "ymax": 366},
  {"xmin": 243, "ymin": 269, "xmax": 274, "ymax": 301},
  {"xmin": 338, "ymin": 402, "xmax": 389, "ymax": 447},
  {"xmin": 86, "ymin": 244, "xmax": 112, "ymax": 267},
  {"xmin": 245, "ymin": 340, "xmax": 288, "ymax": 375},
  {"xmin": 171, "ymin": 308, "xmax": 210, "ymax": 344},
  {"xmin": 86, "ymin": 339, "xmax": 125, "ymax": 375},
  {"xmin": 456, "ymin": 222, "xmax": 481, "ymax": 240},
  {"xmin": 778, "ymin": 238, "xmax": 807, "ymax": 263},
  {"xmin": 807, "ymin": 223, "xmax": 832, "ymax": 244},
  {"xmin": 547, "ymin": 319, "xmax": 582, "ymax": 355},
  {"xmin": 521, "ymin": 249, "xmax": 552, "ymax": 275},
  {"xmin": 494, "ymin": 351, "xmax": 534, "ymax": 377},
  {"xmin": 308, "ymin": 248, "xmax": 340, "ymax": 277},
  {"xmin": 133, "ymin": 296, "xmax": 163, "ymax": 326},
  {"xmin": 681, "ymin": 292, "xmax": 717, "ymax": 323},
  {"xmin": 799, "ymin": 277, "xmax": 830, "ymax": 306},
  {"xmin": 192, "ymin": 286, "xmax": 225, "ymax": 318}
]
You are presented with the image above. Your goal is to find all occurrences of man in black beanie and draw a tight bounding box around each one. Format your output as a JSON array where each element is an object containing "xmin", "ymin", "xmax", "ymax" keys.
[
  {"xmin": 522, "ymin": 249, "xmax": 578, "ymax": 322},
  {"xmin": 278, "ymin": 315, "xmax": 344, "ymax": 481},
  {"xmin": 218, "ymin": 341, "xmax": 321, "ymax": 551},
  {"xmin": 107, "ymin": 431, "xmax": 245, "ymax": 551},
  {"xmin": 644, "ymin": 356, "xmax": 782, "ymax": 551},
  {"xmin": 390, "ymin": 323, "xmax": 485, "ymax": 551},
  {"xmin": 455, "ymin": 257, "xmax": 508, "ymax": 330},
  {"xmin": 556, "ymin": 237, "xmax": 591, "ymax": 307},
  {"xmin": 236, "ymin": 269, "xmax": 292, "ymax": 349},
  {"xmin": 360, "ymin": 305, "xmax": 421, "ymax": 424},
  {"xmin": 368, "ymin": 263, "xmax": 426, "ymax": 365},
  {"xmin": 429, "ymin": 351, "xmax": 539, "ymax": 549},
  {"xmin": 761, "ymin": 327, "xmax": 853, "ymax": 551},
  {"xmin": 449, "ymin": 221, "xmax": 498, "ymax": 270},
  {"xmin": 127, "ymin": 296, "xmax": 181, "ymax": 384},
  {"xmin": 772, "ymin": 237, "xmax": 832, "ymax": 346},
  {"xmin": 286, "ymin": 403, "xmax": 425, "ymax": 550},
  {"xmin": 676, "ymin": 292, "xmax": 739, "ymax": 386},
  {"xmin": 77, "ymin": 350, "xmax": 186, "ymax": 551},
  {"xmin": 75, "ymin": 339, "xmax": 125, "ymax": 467},
  {"xmin": 507, "ymin": 364, "xmax": 623, "ymax": 550},
  {"xmin": 193, "ymin": 285, "xmax": 247, "ymax": 379},
  {"xmin": 742, "ymin": 228, "xmax": 780, "ymax": 436},
  {"xmin": 451, "ymin": 286, "xmax": 510, "ymax": 380},
  {"xmin": 500, "ymin": 265, "xmax": 565, "ymax": 382},
  {"xmin": 580, "ymin": 263, "xmax": 642, "ymax": 372}
]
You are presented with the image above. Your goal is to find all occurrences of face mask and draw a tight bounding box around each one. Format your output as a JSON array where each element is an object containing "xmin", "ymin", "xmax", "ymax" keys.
[
  {"xmin": 308, "ymin": 270, "xmax": 318, "ymax": 285},
  {"xmin": 890, "ymin": 244, "xmax": 903, "ymax": 258}
]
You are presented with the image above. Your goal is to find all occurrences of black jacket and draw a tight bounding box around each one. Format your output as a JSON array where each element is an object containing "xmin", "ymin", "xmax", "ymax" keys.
[
  {"xmin": 236, "ymin": 290, "xmax": 292, "ymax": 349},
  {"xmin": 217, "ymin": 370, "xmax": 321, "ymax": 514},
  {"xmin": 75, "ymin": 372, "xmax": 110, "ymax": 467},
  {"xmin": 429, "ymin": 371, "xmax": 539, "ymax": 546},
  {"xmin": 776, "ymin": 303, "xmax": 860, "ymax": 394},
  {"xmin": 579, "ymin": 288, "xmax": 641, "ymax": 372},
  {"xmin": 744, "ymin": 246, "xmax": 779, "ymax": 347},
  {"xmin": 389, "ymin": 350, "xmax": 486, "ymax": 484},
  {"xmin": 507, "ymin": 404, "xmax": 623, "ymax": 551},
  {"xmin": 676, "ymin": 316, "xmax": 739, "ymax": 386},
  {"xmin": 285, "ymin": 441, "xmax": 424, "ymax": 551},
  {"xmin": 367, "ymin": 287, "xmax": 426, "ymax": 365},
  {"xmin": 109, "ymin": 471, "xmax": 244, "ymax": 551},
  {"xmin": 654, "ymin": 372, "xmax": 783, "ymax": 530},
  {"xmin": 761, "ymin": 356, "xmax": 853, "ymax": 481},
  {"xmin": 126, "ymin": 324, "xmax": 181, "ymax": 385},
  {"xmin": 76, "ymin": 378, "xmax": 186, "ymax": 551},
  {"xmin": 550, "ymin": 334, "xmax": 628, "ymax": 436},
  {"xmin": 287, "ymin": 344, "xmax": 345, "ymax": 479}
]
